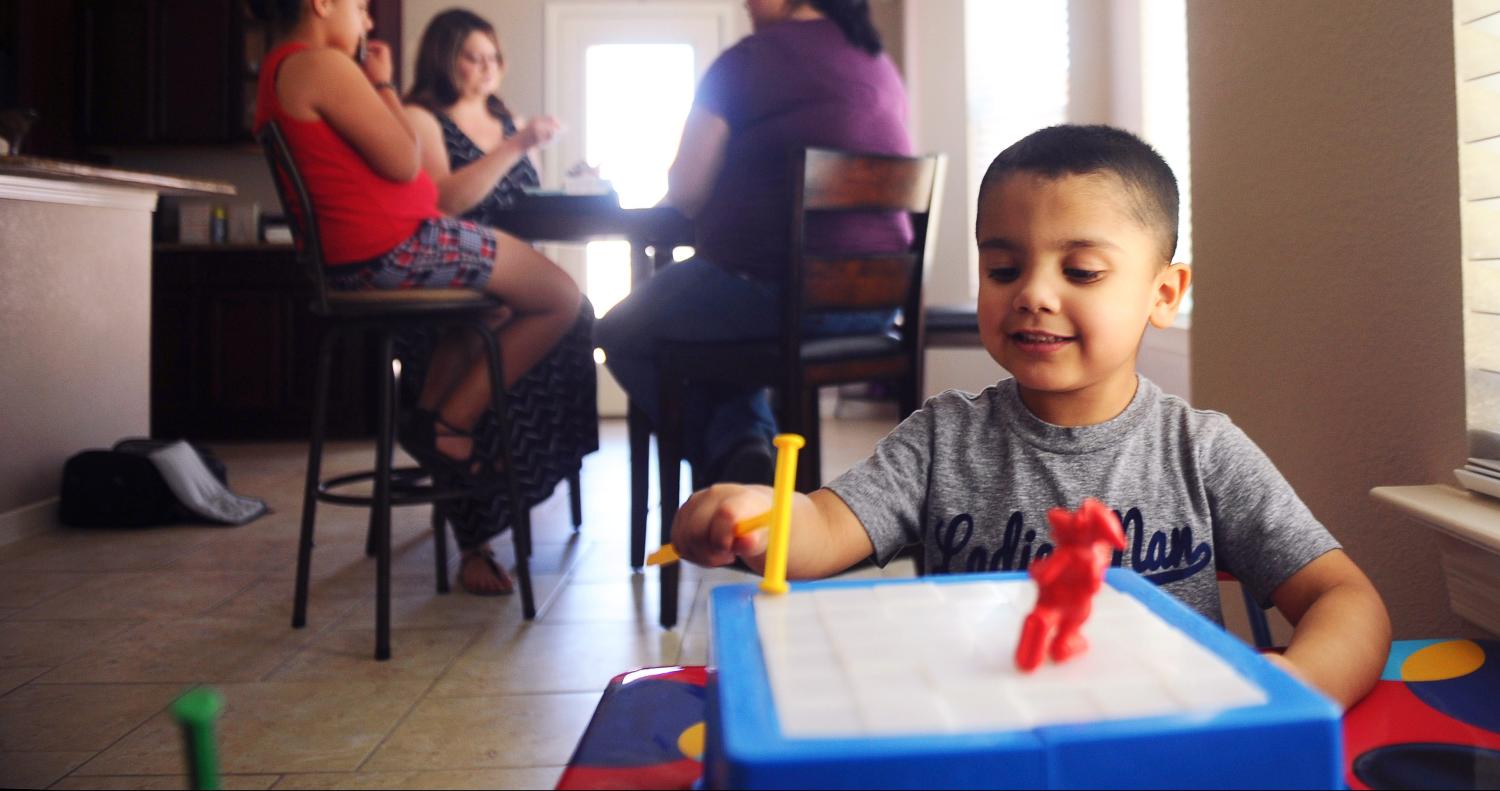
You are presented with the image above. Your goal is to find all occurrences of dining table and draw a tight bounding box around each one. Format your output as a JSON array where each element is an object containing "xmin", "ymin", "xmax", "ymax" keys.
[{"xmin": 555, "ymin": 639, "xmax": 1500, "ymax": 790}]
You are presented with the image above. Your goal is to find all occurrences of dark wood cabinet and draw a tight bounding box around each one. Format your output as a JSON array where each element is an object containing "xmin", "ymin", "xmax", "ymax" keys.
[
  {"xmin": 152, "ymin": 245, "xmax": 381, "ymax": 440},
  {"xmin": 75, "ymin": 0, "xmax": 400, "ymax": 146},
  {"xmin": 77, "ymin": 0, "xmax": 241, "ymax": 144}
]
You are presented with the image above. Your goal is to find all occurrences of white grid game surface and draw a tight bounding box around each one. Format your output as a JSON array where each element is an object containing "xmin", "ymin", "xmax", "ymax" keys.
[{"xmin": 753, "ymin": 580, "xmax": 1267, "ymax": 738}]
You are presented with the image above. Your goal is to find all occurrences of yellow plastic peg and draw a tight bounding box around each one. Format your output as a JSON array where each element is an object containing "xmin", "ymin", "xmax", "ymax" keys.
[{"xmin": 759, "ymin": 434, "xmax": 804, "ymax": 595}]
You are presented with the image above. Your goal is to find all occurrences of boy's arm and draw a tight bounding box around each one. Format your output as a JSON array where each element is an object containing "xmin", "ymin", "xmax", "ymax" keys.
[
  {"xmin": 671, "ymin": 484, "xmax": 874, "ymax": 579},
  {"xmin": 1268, "ymin": 549, "xmax": 1390, "ymax": 710}
]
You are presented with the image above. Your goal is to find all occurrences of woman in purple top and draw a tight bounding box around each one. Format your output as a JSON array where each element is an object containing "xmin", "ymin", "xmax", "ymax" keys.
[{"xmin": 595, "ymin": 0, "xmax": 913, "ymax": 486}]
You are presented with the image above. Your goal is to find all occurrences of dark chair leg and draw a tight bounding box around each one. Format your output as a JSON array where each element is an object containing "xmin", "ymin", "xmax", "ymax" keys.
[
  {"xmin": 798, "ymin": 386, "xmax": 823, "ymax": 493},
  {"xmin": 373, "ymin": 332, "xmax": 396, "ymax": 661},
  {"xmin": 433, "ymin": 504, "xmax": 450, "ymax": 594},
  {"xmin": 657, "ymin": 362, "xmax": 683, "ymax": 630},
  {"xmin": 474, "ymin": 322, "xmax": 535, "ymax": 620},
  {"xmin": 294, "ymin": 326, "xmax": 337, "ymax": 630},
  {"xmin": 628, "ymin": 402, "xmax": 651, "ymax": 569},
  {"xmin": 568, "ymin": 467, "xmax": 583, "ymax": 531},
  {"xmin": 366, "ymin": 375, "xmax": 403, "ymax": 558}
]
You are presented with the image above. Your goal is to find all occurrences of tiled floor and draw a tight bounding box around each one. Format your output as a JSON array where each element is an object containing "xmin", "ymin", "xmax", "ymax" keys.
[{"xmin": 0, "ymin": 415, "xmax": 908, "ymax": 789}]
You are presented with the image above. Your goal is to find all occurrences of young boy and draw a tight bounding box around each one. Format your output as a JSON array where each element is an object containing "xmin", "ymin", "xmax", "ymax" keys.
[{"xmin": 670, "ymin": 124, "xmax": 1390, "ymax": 710}]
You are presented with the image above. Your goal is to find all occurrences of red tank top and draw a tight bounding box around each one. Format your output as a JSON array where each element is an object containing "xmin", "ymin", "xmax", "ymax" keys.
[{"xmin": 254, "ymin": 42, "xmax": 440, "ymax": 265}]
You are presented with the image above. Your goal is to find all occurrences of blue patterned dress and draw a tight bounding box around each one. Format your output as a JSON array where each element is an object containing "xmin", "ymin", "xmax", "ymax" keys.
[{"xmin": 399, "ymin": 110, "xmax": 598, "ymax": 551}]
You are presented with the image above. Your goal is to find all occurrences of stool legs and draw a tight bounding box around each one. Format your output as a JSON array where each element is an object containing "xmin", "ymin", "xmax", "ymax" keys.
[
  {"xmin": 373, "ymin": 332, "xmax": 397, "ymax": 661},
  {"xmin": 473, "ymin": 321, "xmax": 535, "ymax": 619},
  {"xmin": 293, "ymin": 328, "xmax": 337, "ymax": 630},
  {"xmin": 433, "ymin": 505, "xmax": 450, "ymax": 594},
  {"xmin": 568, "ymin": 468, "xmax": 583, "ymax": 532}
]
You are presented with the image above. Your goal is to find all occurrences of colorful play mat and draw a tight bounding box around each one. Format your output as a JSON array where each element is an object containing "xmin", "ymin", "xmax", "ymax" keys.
[
  {"xmin": 1344, "ymin": 638, "xmax": 1500, "ymax": 789},
  {"xmin": 559, "ymin": 639, "xmax": 1500, "ymax": 790}
]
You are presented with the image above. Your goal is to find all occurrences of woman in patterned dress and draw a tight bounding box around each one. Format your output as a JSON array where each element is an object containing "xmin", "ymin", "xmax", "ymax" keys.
[{"xmin": 402, "ymin": 9, "xmax": 598, "ymax": 595}]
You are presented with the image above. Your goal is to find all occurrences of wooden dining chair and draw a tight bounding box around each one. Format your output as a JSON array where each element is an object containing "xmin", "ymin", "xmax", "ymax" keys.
[{"xmin": 644, "ymin": 147, "xmax": 946, "ymax": 628}]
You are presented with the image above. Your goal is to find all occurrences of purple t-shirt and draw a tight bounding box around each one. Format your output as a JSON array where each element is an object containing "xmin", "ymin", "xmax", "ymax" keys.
[{"xmin": 693, "ymin": 19, "xmax": 913, "ymax": 281}]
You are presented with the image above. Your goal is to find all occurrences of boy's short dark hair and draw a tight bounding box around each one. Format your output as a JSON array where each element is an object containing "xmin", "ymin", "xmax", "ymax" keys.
[{"xmin": 978, "ymin": 124, "xmax": 1180, "ymax": 262}]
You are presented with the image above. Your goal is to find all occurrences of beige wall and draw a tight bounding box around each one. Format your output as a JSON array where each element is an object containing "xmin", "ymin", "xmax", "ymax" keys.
[
  {"xmin": 1188, "ymin": 2, "xmax": 1470, "ymax": 637},
  {"xmin": 0, "ymin": 198, "xmax": 152, "ymax": 514}
]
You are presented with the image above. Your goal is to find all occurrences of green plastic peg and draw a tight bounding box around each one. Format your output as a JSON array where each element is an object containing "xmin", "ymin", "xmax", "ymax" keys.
[{"xmin": 171, "ymin": 687, "xmax": 224, "ymax": 790}]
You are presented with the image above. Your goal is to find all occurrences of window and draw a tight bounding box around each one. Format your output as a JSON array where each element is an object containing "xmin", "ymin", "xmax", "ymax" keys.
[
  {"xmin": 962, "ymin": 0, "xmax": 1192, "ymax": 315},
  {"xmin": 1457, "ymin": 4, "xmax": 1500, "ymax": 455},
  {"xmin": 964, "ymin": 0, "xmax": 1070, "ymax": 298}
]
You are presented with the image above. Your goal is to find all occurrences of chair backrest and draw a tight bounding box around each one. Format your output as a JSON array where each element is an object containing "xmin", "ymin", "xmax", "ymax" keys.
[
  {"xmin": 784, "ymin": 146, "xmax": 947, "ymax": 372},
  {"xmin": 258, "ymin": 121, "xmax": 334, "ymax": 314}
]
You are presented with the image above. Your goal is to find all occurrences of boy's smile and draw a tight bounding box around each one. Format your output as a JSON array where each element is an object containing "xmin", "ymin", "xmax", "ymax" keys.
[{"xmin": 976, "ymin": 172, "xmax": 1191, "ymax": 426}]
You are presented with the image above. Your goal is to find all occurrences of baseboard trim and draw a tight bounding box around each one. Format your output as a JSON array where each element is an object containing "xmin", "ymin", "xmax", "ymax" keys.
[{"xmin": 0, "ymin": 498, "xmax": 59, "ymax": 549}]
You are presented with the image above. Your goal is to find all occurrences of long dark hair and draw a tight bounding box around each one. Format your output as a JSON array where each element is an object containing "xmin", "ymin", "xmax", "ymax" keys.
[
  {"xmin": 805, "ymin": 0, "xmax": 883, "ymax": 55},
  {"xmin": 406, "ymin": 8, "xmax": 513, "ymax": 122}
]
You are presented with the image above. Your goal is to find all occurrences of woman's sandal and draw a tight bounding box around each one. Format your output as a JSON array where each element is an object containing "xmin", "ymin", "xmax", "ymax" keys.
[
  {"xmin": 459, "ymin": 547, "xmax": 514, "ymax": 596},
  {"xmin": 397, "ymin": 407, "xmax": 489, "ymax": 484}
]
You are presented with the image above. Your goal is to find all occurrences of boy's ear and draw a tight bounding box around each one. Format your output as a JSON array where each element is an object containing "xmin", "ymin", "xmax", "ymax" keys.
[{"xmin": 1148, "ymin": 262, "xmax": 1192, "ymax": 329}]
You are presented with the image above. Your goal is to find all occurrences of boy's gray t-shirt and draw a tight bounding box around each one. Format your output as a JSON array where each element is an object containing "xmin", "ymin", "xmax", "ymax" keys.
[{"xmin": 826, "ymin": 377, "xmax": 1340, "ymax": 623}]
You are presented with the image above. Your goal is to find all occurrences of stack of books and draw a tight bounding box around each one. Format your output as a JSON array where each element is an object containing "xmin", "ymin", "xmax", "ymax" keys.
[{"xmin": 1455, "ymin": 456, "xmax": 1500, "ymax": 499}]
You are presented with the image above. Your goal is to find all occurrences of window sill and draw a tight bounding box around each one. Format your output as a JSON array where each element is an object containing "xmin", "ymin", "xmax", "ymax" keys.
[
  {"xmin": 1371, "ymin": 484, "xmax": 1500, "ymax": 634},
  {"xmin": 1370, "ymin": 484, "xmax": 1500, "ymax": 554}
]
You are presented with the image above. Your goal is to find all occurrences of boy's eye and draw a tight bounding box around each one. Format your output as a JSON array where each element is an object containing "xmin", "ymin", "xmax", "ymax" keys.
[
  {"xmin": 1064, "ymin": 268, "xmax": 1104, "ymax": 283},
  {"xmin": 987, "ymin": 267, "xmax": 1019, "ymax": 284}
]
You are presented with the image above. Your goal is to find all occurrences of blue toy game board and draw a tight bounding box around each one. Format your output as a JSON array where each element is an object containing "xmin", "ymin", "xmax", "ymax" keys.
[{"xmin": 704, "ymin": 569, "xmax": 1342, "ymax": 789}]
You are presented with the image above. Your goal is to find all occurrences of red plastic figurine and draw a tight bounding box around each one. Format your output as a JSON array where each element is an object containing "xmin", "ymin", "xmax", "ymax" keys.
[{"xmin": 1014, "ymin": 499, "xmax": 1127, "ymax": 672}]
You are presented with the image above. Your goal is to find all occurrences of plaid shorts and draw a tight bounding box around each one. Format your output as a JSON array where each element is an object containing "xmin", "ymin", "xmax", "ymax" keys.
[{"xmin": 327, "ymin": 217, "xmax": 496, "ymax": 291}]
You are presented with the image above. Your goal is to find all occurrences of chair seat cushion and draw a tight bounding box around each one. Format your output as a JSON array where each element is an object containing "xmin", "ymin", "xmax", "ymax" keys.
[
  {"xmin": 321, "ymin": 289, "xmax": 501, "ymax": 318},
  {"xmin": 801, "ymin": 332, "xmax": 902, "ymax": 362}
]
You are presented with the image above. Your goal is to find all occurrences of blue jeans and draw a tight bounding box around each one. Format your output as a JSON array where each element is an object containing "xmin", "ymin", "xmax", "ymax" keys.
[{"xmin": 594, "ymin": 256, "xmax": 892, "ymax": 472}]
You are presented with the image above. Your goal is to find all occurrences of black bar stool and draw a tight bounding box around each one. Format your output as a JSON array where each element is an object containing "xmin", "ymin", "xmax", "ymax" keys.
[{"xmin": 260, "ymin": 122, "xmax": 536, "ymax": 660}]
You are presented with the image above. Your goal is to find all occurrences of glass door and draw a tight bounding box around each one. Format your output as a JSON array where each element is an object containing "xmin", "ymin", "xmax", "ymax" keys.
[{"xmin": 545, "ymin": 1, "xmax": 747, "ymax": 415}]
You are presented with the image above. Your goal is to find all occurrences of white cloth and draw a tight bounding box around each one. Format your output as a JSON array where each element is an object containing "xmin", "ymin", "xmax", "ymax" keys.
[{"xmin": 148, "ymin": 440, "xmax": 268, "ymax": 525}]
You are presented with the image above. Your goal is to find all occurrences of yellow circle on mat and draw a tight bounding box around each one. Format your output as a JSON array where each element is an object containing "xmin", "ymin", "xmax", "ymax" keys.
[
  {"xmin": 1402, "ymin": 639, "xmax": 1486, "ymax": 681},
  {"xmin": 678, "ymin": 722, "xmax": 706, "ymax": 760}
]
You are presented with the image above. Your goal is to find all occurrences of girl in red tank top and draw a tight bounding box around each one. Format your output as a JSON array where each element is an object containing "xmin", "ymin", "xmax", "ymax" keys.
[{"xmin": 253, "ymin": 0, "xmax": 584, "ymax": 595}]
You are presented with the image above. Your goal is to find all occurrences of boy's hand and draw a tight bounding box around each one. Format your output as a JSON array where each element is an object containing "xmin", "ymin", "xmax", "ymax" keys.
[{"xmin": 671, "ymin": 484, "xmax": 774, "ymax": 568}]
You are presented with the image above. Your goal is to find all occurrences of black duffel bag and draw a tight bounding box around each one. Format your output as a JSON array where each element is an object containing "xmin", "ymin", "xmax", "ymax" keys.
[{"xmin": 59, "ymin": 439, "xmax": 228, "ymax": 527}]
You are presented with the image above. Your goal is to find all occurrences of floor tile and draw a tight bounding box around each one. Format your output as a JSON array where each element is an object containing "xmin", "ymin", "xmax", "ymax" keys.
[
  {"xmin": 0, "ymin": 683, "xmax": 181, "ymax": 751},
  {"xmin": 40, "ymin": 617, "xmax": 321, "ymax": 684},
  {"xmin": 430, "ymin": 621, "xmax": 681, "ymax": 696},
  {"xmin": 362, "ymin": 692, "xmax": 598, "ymax": 771},
  {"xmin": 49, "ymin": 774, "xmax": 281, "ymax": 789},
  {"xmin": 79, "ymin": 681, "xmax": 428, "ymax": 775},
  {"xmin": 0, "ymin": 571, "xmax": 88, "ymax": 609},
  {"xmin": 266, "ymin": 626, "xmax": 478, "ymax": 682},
  {"xmin": 0, "ymin": 619, "xmax": 139, "ymax": 667},
  {"xmin": 0, "ymin": 666, "xmax": 48, "ymax": 697},
  {"xmin": 328, "ymin": 569, "xmax": 568, "ymax": 630},
  {"xmin": 205, "ymin": 576, "xmax": 363, "ymax": 625},
  {"xmin": 270, "ymin": 767, "xmax": 563, "ymax": 789},
  {"xmin": 0, "ymin": 529, "xmax": 205, "ymax": 572},
  {"xmin": 10, "ymin": 571, "xmax": 259, "ymax": 621},
  {"xmin": 0, "ymin": 751, "xmax": 95, "ymax": 789},
  {"xmin": 539, "ymin": 577, "xmax": 698, "ymax": 625}
]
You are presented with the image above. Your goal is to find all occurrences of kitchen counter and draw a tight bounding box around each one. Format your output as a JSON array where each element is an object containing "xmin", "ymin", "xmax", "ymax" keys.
[{"xmin": 0, "ymin": 157, "xmax": 235, "ymax": 545}]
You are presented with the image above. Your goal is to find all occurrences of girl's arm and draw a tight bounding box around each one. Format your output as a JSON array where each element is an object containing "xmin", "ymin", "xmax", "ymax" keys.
[
  {"xmin": 405, "ymin": 106, "xmax": 560, "ymax": 216},
  {"xmin": 663, "ymin": 107, "xmax": 729, "ymax": 217},
  {"xmin": 672, "ymin": 484, "xmax": 874, "ymax": 579},
  {"xmin": 1268, "ymin": 549, "xmax": 1391, "ymax": 710},
  {"xmin": 279, "ymin": 40, "xmax": 421, "ymax": 182}
]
